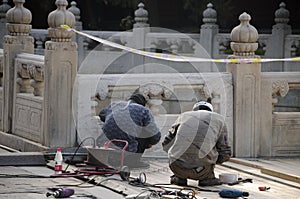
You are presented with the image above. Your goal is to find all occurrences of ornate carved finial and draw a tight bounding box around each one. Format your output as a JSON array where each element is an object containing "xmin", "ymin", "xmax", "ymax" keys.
[
  {"xmin": 274, "ymin": 2, "xmax": 289, "ymax": 24},
  {"xmin": 0, "ymin": 0, "xmax": 11, "ymax": 21},
  {"xmin": 202, "ymin": 3, "xmax": 217, "ymax": 24},
  {"xmin": 68, "ymin": 1, "xmax": 80, "ymax": 22},
  {"xmin": 6, "ymin": 0, "xmax": 32, "ymax": 35},
  {"xmin": 48, "ymin": 0, "xmax": 75, "ymax": 41},
  {"xmin": 230, "ymin": 12, "xmax": 258, "ymax": 57},
  {"xmin": 134, "ymin": 2, "xmax": 149, "ymax": 28}
]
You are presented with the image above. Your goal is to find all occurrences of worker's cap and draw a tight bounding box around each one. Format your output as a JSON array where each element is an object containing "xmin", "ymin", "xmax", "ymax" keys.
[
  {"xmin": 192, "ymin": 101, "xmax": 213, "ymax": 112},
  {"xmin": 129, "ymin": 93, "xmax": 147, "ymax": 106}
]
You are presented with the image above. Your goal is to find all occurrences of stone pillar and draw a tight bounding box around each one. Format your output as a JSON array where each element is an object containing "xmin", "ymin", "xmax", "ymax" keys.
[
  {"xmin": 199, "ymin": 3, "xmax": 218, "ymax": 57},
  {"xmin": 131, "ymin": 2, "xmax": 149, "ymax": 69},
  {"xmin": 265, "ymin": 2, "xmax": 291, "ymax": 72},
  {"xmin": 3, "ymin": 0, "xmax": 34, "ymax": 132},
  {"xmin": 44, "ymin": 0, "xmax": 77, "ymax": 147},
  {"xmin": 226, "ymin": 13, "xmax": 261, "ymax": 158},
  {"xmin": 0, "ymin": 0, "xmax": 11, "ymax": 48}
]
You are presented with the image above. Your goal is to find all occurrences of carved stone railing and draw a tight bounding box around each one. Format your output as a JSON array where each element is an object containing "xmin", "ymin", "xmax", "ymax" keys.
[
  {"xmin": 12, "ymin": 53, "xmax": 44, "ymax": 143},
  {"xmin": 29, "ymin": 29, "xmax": 48, "ymax": 55},
  {"xmin": 260, "ymin": 72, "xmax": 300, "ymax": 156},
  {"xmin": 285, "ymin": 35, "xmax": 300, "ymax": 57},
  {"xmin": 75, "ymin": 72, "xmax": 233, "ymax": 157},
  {"xmin": 81, "ymin": 30, "xmax": 132, "ymax": 52},
  {"xmin": 146, "ymin": 32, "xmax": 199, "ymax": 54},
  {"xmin": 15, "ymin": 53, "xmax": 44, "ymax": 96},
  {"xmin": 1, "ymin": 1, "xmax": 300, "ymax": 72},
  {"xmin": 283, "ymin": 35, "xmax": 300, "ymax": 71}
]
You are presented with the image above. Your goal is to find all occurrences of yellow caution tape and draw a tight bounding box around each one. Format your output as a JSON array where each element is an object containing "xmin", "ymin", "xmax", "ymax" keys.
[{"xmin": 61, "ymin": 25, "xmax": 300, "ymax": 64}]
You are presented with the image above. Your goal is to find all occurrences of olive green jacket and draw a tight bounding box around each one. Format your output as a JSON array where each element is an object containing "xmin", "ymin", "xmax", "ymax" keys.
[{"xmin": 162, "ymin": 110, "xmax": 231, "ymax": 169}]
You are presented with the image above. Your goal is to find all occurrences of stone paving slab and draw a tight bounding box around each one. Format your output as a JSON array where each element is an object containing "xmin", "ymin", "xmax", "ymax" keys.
[
  {"xmin": 1, "ymin": 144, "xmax": 300, "ymax": 199},
  {"xmin": 47, "ymin": 157, "xmax": 300, "ymax": 199},
  {"xmin": 0, "ymin": 166, "xmax": 124, "ymax": 199},
  {"xmin": 0, "ymin": 152, "xmax": 46, "ymax": 166}
]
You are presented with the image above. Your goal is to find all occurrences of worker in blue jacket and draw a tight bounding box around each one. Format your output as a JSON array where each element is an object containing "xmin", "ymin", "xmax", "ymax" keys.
[{"xmin": 97, "ymin": 93, "xmax": 161, "ymax": 168}]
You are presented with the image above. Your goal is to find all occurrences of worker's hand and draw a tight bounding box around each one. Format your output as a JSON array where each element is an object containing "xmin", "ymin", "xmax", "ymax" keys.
[
  {"xmin": 95, "ymin": 93, "xmax": 101, "ymax": 100},
  {"xmin": 146, "ymin": 144, "xmax": 152, "ymax": 149}
]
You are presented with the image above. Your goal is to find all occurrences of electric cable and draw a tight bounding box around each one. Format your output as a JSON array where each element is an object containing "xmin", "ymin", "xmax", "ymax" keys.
[
  {"xmin": 0, "ymin": 174, "xmax": 50, "ymax": 178},
  {"xmin": 55, "ymin": 175, "xmax": 98, "ymax": 188},
  {"xmin": 133, "ymin": 189, "xmax": 160, "ymax": 199},
  {"xmin": 63, "ymin": 136, "xmax": 96, "ymax": 172},
  {"xmin": 151, "ymin": 183, "xmax": 219, "ymax": 193}
]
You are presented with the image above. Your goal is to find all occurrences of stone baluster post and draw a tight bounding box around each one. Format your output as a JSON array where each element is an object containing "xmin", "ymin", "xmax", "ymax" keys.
[
  {"xmin": 3, "ymin": 0, "xmax": 34, "ymax": 132},
  {"xmin": 0, "ymin": 0, "xmax": 11, "ymax": 48},
  {"xmin": 199, "ymin": 3, "xmax": 219, "ymax": 57},
  {"xmin": 68, "ymin": 1, "xmax": 84, "ymax": 67},
  {"xmin": 44, "ymin": 0, "xmax": 77, "ymax": 147},
  {"xmin": 131, "ymin": 2, "xmax": 149, "ymax": 70},
  {"xmin": 265, "ymin": 2, "xmax": 291, "ymax": 72},
  {"xmin": 226, "ymin": 13, "xmax": 261, "ymax": 158}
]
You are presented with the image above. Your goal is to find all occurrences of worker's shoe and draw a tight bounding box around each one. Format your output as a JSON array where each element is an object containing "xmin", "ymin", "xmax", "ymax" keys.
[
  {"xmin": 198, "ymin": 178, "xmax": 222, "ymax": 186},
  {"xmin": 170, "ymin": 175, "xmax": 187, "ymax": 186}
]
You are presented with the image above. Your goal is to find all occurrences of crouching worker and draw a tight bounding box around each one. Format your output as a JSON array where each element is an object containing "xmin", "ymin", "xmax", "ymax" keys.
[
  {"xmin": 162, "ymin": 100, "xmax": 231, "ymax": 186},
  {"xmin": 97, "ymin": 93, "xmax": 161, "ymax": 168}
]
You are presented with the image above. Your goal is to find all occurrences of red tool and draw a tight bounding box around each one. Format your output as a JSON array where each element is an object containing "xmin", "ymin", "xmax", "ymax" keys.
[{"xmin": 258, "ymin": 186, "xmax": 270, "ymax": 191}]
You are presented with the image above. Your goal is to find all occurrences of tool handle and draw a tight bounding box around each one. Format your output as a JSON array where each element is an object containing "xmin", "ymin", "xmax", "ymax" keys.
[{"xmin": 104, "ymin": 139, "xmax": 129, "ymax": 150}]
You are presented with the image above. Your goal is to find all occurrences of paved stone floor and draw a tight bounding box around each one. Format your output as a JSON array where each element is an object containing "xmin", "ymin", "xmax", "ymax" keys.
[
  {"xmin": 1, "ymin": 144, "xmax": 300, "ymax": 199},
  {"xmin": 1, "ymin": 157, "xmax": 300, "ymax": 199}
]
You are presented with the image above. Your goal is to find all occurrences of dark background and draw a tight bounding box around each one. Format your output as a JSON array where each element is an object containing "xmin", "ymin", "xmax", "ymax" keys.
[{"xmin": 5, "ymin": 0, "xmax": 300, "ymax": 33}]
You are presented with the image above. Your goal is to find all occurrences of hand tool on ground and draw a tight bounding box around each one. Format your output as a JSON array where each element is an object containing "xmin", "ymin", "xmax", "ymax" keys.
[
  {"xmin": 219, "ymin": 189, "xmax": 249, "ymax": 198},
  {"xmin": 46, "ymin": 188, "xmax": 74, "ymax": 198},
  {"xmin": 258, "ymin": 186, "xmax": 270, "ymax": 191}
]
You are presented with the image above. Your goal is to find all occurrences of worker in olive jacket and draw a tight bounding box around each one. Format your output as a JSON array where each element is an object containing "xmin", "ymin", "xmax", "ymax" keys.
[{"xmin": 162, "ymin": 100, "xmax": 231, "ymax": 186}]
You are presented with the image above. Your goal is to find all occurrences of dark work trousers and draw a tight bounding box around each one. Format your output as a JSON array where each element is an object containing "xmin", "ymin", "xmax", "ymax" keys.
[
  {"xmin": 170, "ymin": 160, "xmax": 215, "ymax": 180},
  {"xmin": 136, "ymin": 137, "xmax": 151, "ymax": 153}
]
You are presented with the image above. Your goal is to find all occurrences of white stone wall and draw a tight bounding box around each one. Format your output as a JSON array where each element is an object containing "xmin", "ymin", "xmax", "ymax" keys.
[{"xmin": 75, "ymin": 73, "xmax": 233, "ymax": 157}]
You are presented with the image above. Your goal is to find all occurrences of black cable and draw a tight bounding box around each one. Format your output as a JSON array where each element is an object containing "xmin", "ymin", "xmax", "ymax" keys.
[
  {"xmin": 69, "ymin": 175, "xmax": 127, "ymax": 196},
  {"xmin": 75, "ymin": 194, "xmax": 98, "ymax": 198},
  {"xmin": 63, "ymin": 136, "xmax": 96, "ymax": 172},
  {"xmin": 133, "ymin": 189, "xmax": 160, "ymax": 199},
  {"xmin": 150, "ymin": 183, "xmax": 219, "ymax": 192},
  {"xmin": 0, "ymin": 174, "xmax": 50, "ymax": 178}
]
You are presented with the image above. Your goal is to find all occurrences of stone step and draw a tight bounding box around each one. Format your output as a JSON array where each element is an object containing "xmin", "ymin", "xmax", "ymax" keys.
[{"xmin": 0, "ymin": 152, "xmax": 46, "ymax": 166}]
